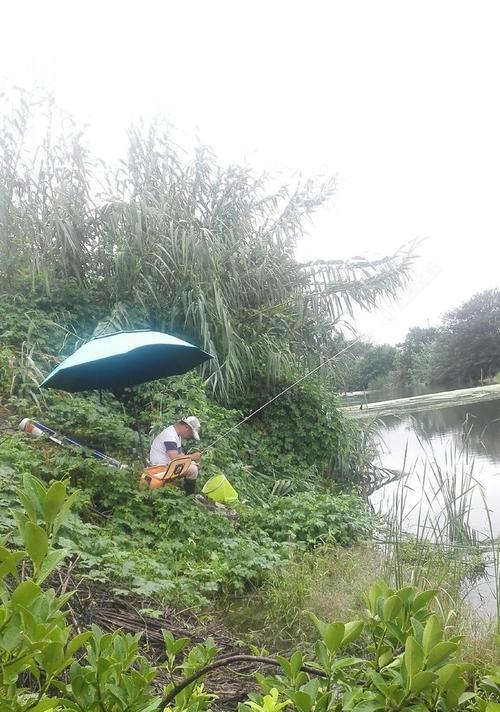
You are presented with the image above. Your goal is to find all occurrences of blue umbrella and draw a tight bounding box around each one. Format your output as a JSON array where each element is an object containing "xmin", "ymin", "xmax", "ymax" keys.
[
  {"xmin": 40, "ymin": 329, "xmax": 213, "ymax": 464},
  {"xmin": 40, "ymin": 329, "xmax": 212, "ymax": 392}
]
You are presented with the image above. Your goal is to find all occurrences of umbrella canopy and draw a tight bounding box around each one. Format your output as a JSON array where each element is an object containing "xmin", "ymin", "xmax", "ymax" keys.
[{"xmin": 40, "ymin": 330, "xmax": 213, "ymax": 393}]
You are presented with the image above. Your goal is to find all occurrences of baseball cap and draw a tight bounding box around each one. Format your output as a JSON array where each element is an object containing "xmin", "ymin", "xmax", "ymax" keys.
[{"xmin": 181, "ymin": 415, "xmax": 201, "ymax": 440}]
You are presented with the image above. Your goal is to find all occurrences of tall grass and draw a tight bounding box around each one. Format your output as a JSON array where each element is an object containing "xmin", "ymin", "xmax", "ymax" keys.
[
  {"xmin": 0, "ymin": 89, "xmax": 414, "ymax": 401},
  {"xmin": 375, "ymin": 419, "xmax": 499, "ymax": 653}
]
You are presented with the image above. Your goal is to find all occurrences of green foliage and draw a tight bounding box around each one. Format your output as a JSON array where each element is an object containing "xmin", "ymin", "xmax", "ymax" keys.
[
  {"xmin": 343, "ymin": 342, "xmax": 398, "ymax": 392},
  {"xmin": 368, "ymin": 290, "xmax": 500, "ymax": 390},
  {"xmin": 1, "ymin": 90, "xmax": 413, "ymax": 400},
  {"xmin": 1, "ymin": 479, "xmax": 497, "ymax": 710},
  {"xmin": 0, "ymin": 347, "xmax": 14, "ymax": 400},
  {"xmin": 245, "ymin": 492, "xmax": 370, "ymax": 549},
  {"xmin": 0, "ymin": 426, "xmax": 368, "ymax": 606},
  {"xmin": 249, "ymin": 581, "xmax": 499, "ymax": 712},
  {"xmin": 0, "ymin": 476, "xmax": 219, "ymax": 710},
  {"xmin": 392, "ymin": 326, "xmax": 440, "ymax": 387},
  {"xmin": 235, "ymin": 373, "xmax": 374, "ymax": 488},
  {"xmin": 433, "ymin": 289, "xmax": 500, "ymax": 386}
]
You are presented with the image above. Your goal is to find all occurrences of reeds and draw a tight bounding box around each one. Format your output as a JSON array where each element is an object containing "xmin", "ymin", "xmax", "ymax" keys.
[{"xmin": 375, "ymin": 419, "xmax": 499, "ymax": 641}]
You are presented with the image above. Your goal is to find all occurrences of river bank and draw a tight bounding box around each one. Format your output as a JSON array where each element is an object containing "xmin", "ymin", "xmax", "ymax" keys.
[{"xmin": 343, "ymin": 382, "xmax": 500, "ymax": 418}]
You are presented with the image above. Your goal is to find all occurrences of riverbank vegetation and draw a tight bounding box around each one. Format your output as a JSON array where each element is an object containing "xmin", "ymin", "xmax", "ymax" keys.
[{"xmin": 0, "ymin": 91, "xmax": 498, "ymax": 709}]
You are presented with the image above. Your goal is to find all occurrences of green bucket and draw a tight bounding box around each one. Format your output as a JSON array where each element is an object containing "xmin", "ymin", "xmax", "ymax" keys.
[{"xmin": 202, "ymin": 474, "xmax": 238, "ymax": 504}]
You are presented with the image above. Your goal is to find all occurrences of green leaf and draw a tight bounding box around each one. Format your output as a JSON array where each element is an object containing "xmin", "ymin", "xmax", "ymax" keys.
[
  {"xmin": 43, "ymin": 481, "xmax": 67, "ymax": 528},
  {"xmin": 36, "ymin": 549, "xmax": 67, "ymax": 584},
  {"xmin": 412, "ymin": 589, "xmax": 438, "ymax": 612},
  {"xmin": 66, "ymin": 631, "xmax": 92, "ymax": 657},
  {"xmin": 290, "ymin": 690, "xmax": 312, "ymax": 712},
  {"xmin": 11, "ymin": 579, "xmax": 41, "ymax": 607},
  {"xmin": 410, "ymin": 670, "xmax": 437, "ymax": 693},
  {"xmin": 52, "ymin": 490, "xmax": 79, "ymax": 536},
  {"xmin": 383, "ymin": 595, "xmax": 402, "ymax": 621},
  {"xmin": 404, "ymin": 636, "xmax": 424, "ymax": 678},
  {"xmin": 395, "ymin": 585, "xmax": 416, "ymax": 603},
  {"xmin": 411, "ymin": 617, "xmax": 425, "ymax": 645},
  {"xmin": 314, "ymin": 640, "xmax": 330, "ymax": 670},
  {"xmin": 308, "ymin": 611, "xmax": 327, "ymax": 637},
  {"xmin": 12, "ymin": 509, "xmax": 28, "ymax": 539},
  {"xmin": 368, "ymin": 581, "xmax": 389, "ymax": 612},
  {"xmin": 40, "ymin": 641, "xmax": 65, "ymax": 675},
  {"xmin": 342, "ymin": 620, "xmax": 364, "ymax": 647},
  {"xmin": 426, "ymin": 642, "xmax": 458, "ymax": 669},
  {"xmin": 331, "ymin": 656, "xmax": 364, "ymax": 670},
  {"xmin": 458, "ymin": 692, "xmax": 477, "ymax": 705},
  {"xmin": 351, "ymin": 699, "xmax": 386, "ymax": 712},
  {"xmin": 385, "ymin": 621, "xmax": 406, "ymax": 645},
  {"xmin": 378, "ymin": 649, "xmax": 393, "ymax": 668},
  {"xmin": 437, "ymin": 663, "xmax": 460, "ymax": 690},
  {"xmin": 422, "ymin": 614, "xmax": 442, "ymax": 654},
  {"xmin": 23, "ymin": 521, "xmax": 48, "ymax": 570},
  {"xmin": 486, "ymin": 704, "xmax": 500, "ymax": 712},
  {"xmin": 276, "ymin": 655, "xmax": 291, "ymax": 678},
  {"xmin": 323, "ymin": 622, "xmax": 345, "ymax": 653},
  {"xmin": 30, "ymin": 699, "xmax": 68, "ymax": 712},
  {"xmin": 290, "ymin": 650, "xmax": 303, "ymax": 677},
  {"xmin": 17, "ymin": 490, "xmax": 37, "ymax": 522},
  {"xmin": 0, "ymin": 548, "xmax": 25, "ymax": 579}
]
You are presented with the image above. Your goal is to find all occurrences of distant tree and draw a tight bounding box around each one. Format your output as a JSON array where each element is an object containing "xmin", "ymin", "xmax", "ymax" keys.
[
  {"xmin": 432, "ymin": 289, "xmax": 500, "ymax": 385},
  {"xmin": 342, "ymin": 341, "xmax": 397, "ymax": 390},
  {"xmin": 358, "ymin": 344, "xmax": 397, "ymax": 389},
  {"xmin": 394, "ymin": 326, "xmax": 439, "ymax": 385}
]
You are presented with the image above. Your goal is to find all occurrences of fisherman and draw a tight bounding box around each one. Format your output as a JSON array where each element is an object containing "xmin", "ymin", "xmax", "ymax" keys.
[{"xmin": 149, "ymin": 416, "xmax": 202, "ymax": 494}]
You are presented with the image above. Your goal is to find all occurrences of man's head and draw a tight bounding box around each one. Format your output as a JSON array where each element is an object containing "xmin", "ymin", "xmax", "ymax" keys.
[{"xmin": 177, "ymin": 415, "xmax": 201, "ymax": 441}]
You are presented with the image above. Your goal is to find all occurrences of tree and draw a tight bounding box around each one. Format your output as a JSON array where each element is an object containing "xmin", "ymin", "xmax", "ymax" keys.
[
  {"xmin": 393, "ymin": 326, "xmax": 439, "ymax": 385},
  {"xmin": 342, "ymin": 341, "xmax": 397, "ymax": 391},
  {"xmin": 433, "ymin": 289, "xmax": 500, "ymax": 385},
  {"xmin": 0, "ymin": 90, "xmax": 414, "ymax": 400}
]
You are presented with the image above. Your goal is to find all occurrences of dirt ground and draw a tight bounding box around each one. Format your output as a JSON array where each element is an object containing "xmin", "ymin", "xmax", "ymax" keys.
[{"xmin": 69, "ymin": 579, "xmax": 262, "ymax": 709}]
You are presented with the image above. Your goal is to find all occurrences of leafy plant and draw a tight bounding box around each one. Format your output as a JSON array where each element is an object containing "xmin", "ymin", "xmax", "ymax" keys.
[{"xmin": 248, "ymin": 581, "xmax": 498, "ymax": 711}]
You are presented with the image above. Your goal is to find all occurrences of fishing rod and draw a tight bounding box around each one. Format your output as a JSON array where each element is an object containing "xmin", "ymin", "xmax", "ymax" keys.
[{"xmin": 199, "ymin": 338, "xmax": 360, "ymax": 455}]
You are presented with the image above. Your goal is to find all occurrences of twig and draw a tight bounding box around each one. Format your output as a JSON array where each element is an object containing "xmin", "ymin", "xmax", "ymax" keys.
[{"xmin": 57, "ymin": 554, "xmax": 81, "ymax": 596}]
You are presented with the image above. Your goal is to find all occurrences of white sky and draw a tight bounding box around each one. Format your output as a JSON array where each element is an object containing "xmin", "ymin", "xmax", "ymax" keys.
[{"xmin": 2, "ymin": 0, "xmax": 500, "ymax": 344}]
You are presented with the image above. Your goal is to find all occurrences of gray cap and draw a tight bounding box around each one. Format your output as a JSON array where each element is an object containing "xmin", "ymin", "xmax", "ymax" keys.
[{"xmin": 180, "ymin": 415, "xmax": 201, "ymax": 440}]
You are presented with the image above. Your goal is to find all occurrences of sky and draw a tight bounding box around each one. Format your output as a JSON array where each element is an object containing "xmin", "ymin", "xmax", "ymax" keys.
[{"xmin": 2, "ymin": 0, "xmax": 500, "ymax": 344}]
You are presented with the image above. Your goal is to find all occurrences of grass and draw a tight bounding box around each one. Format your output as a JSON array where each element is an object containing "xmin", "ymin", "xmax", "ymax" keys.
[{"xmin": 226, "ymin": 543, "xmax": 382, "ymax": 651}]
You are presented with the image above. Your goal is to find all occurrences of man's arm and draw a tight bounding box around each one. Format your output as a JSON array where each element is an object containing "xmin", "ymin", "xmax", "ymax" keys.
[
  {"xmin": 165, "ymin": 448, "xmax": 181, "ymax": 461},
  {"xmin": 164, "ymin": 440, "xmax": 180, "ymax": 462}
]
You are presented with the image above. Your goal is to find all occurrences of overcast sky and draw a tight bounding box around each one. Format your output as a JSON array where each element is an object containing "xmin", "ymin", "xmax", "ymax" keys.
[{"xmin": 2, "ymin": 0, "xmax": 500, "ymax": 344}]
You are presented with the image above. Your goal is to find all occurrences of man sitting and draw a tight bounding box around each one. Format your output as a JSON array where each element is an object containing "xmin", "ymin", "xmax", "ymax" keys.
[{"xmin": 149, "ymin": 416, "xmax": 202, "ymax": 494}]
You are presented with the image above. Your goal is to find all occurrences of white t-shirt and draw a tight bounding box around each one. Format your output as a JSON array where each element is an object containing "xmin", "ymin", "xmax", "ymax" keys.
[{"xmin": 149, "ymin": 425, "xmax": 182, "ymax": 465}]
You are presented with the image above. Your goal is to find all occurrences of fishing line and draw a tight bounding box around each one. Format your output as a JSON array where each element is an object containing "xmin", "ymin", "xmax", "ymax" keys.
[{"xmin": 199, "ymin": 337, "xmax": 360, "ymax": 455}]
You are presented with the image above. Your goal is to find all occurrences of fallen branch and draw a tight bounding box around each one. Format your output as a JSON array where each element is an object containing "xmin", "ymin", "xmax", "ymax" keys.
[{"xmin": 160, "ymin": 654, "xmax": 326, "ymax": 708}]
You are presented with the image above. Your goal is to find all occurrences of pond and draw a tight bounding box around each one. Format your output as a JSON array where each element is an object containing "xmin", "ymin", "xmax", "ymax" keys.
[{"xmin": 368, "ymin": 393, "xmax": 500, "ymax": 618}]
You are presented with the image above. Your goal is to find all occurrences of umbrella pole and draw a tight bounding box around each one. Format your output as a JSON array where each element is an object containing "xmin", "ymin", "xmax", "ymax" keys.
[{"xmin": 130, "ymin": 390, "xmax": 147, "ymax": 466}]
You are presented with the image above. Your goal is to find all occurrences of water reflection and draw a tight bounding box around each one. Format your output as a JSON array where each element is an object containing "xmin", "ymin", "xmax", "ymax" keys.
[
  {"xmin": 380, "ymin": 400, "xmax": 500, "ymax": 463},
  {"xmin": 373, "ymin": 396, "xmax": 500, "ymax": 537}
]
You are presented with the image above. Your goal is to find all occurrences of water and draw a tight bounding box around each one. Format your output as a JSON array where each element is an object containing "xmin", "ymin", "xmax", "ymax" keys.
[{"xmin": 370, "ymin": 394, "xmax": 500, "ymax": 618}]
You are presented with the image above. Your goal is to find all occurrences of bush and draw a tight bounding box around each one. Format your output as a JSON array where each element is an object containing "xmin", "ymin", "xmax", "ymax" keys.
[{"xmin": 244, "ymin": 491, "xmax": 371, "ymax": 548}]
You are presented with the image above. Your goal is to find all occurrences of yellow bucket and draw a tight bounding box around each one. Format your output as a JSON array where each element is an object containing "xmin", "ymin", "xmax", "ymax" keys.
[{"xmin": 202, "ymin": 474, "xmax": 238, "ymax": 504}]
